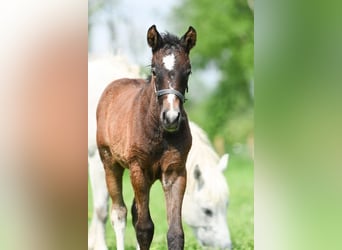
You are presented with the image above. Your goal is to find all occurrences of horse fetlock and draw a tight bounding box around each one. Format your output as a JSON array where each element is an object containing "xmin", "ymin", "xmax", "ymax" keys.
[
  {"xmin": 167, "ymin": 227, "xmax": 184, "ymax": 250},
  {"xmin": 135, "ymin": 220, "xmax": 155, "ymax": 249}
]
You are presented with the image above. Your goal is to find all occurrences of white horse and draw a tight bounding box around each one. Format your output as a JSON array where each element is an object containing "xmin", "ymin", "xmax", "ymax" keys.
[
  {"xmin": 88, "ymin": 55, "xmax": 231, "ymax": 249},
  {"xmin": 183, "ymin": 121, "xmax": 231, "ymax": 249}
]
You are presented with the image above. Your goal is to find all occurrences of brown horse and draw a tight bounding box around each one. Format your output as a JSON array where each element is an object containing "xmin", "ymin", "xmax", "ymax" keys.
[{"xmin": 96, "ymin": 25, "xmax": 196, "ymax": 250}]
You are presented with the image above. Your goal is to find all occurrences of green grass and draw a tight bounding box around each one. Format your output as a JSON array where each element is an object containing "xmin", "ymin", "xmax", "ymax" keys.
[
  {"xmin": 226, "ymin": 156, "xmax": 254, "ymax": 250},
  {"xmin": 88, "ymin": 155, "xmax": 253, "ymax": 249}
]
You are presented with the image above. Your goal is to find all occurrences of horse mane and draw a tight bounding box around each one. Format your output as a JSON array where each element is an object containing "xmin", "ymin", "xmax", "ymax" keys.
[
  {"xmin": 186, "ymin": 122, "xmax": 229, "ymax": 201},
  {"xmin": 187, "ymin": 121, "xmax": 220, "ymax": 168},
  {"xmin": 160, "ymin": 32, "xmax": 182, "ymax": 49}
]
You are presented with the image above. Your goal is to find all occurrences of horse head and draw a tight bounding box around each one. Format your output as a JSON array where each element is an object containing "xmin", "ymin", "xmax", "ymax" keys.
[
  {"xmin": 147, "ymin": 25, "xmax": 196, "ymax": 132},
  {"xmin": 183, "ymin": 154, "xmax": 231, "ymax": 249}
]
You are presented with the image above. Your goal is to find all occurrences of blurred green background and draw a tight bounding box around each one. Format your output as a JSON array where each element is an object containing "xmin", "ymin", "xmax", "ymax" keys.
[
  {"xmin": 173, "ymin": 0, "xmax": 254, "ymax": 156},
  {"xmin": 89, "ymin": 0, "xmax": 254, "ymax": 249}
]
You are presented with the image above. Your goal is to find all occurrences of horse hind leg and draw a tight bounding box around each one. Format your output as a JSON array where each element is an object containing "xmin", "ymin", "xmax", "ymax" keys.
[
  {"xmin": 88, "ymin": 149, "xmax": 109, "ymax": 250},
  {"xmin": 104, "ymin": 162, "xmax": 127, "ymax": 250}
]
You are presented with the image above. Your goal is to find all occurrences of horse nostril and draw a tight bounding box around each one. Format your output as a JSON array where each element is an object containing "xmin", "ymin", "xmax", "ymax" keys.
[{"xmin": 176, "ymin": 112, "xmax": 180, "ymax": 121}]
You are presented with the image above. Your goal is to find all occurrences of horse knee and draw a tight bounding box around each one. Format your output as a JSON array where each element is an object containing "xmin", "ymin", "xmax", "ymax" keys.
[
  {"xmin": 110, "ymin": 206, "xmax": 127, "ymax": 225},
  {"xmin": 167, "ymin": 227, "xmax": 184, "ymax": 250}
]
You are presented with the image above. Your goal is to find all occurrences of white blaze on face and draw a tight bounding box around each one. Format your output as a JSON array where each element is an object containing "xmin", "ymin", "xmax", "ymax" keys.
[
  {"xmin": 163, "ymin": 53, "xmax": 175, "ymax": 71},
  {"xmin": 167, "ymin": 94, "xmax": 176, "ymax": 111},
  {"xmin": 166, "ymin": 94, "xmax": 179, "ymax": 121}
]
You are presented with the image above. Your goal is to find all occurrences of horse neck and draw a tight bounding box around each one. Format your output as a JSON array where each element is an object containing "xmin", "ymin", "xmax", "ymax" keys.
[{"xmin": 140, "ymin": 78, "xmax": 162, "ymax": 130}]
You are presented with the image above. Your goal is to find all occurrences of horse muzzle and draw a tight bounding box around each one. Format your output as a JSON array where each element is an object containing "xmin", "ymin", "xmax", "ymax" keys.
[
  {"xmin": 161, "ymin": 108, "xmax": 181, "ymax": 132},
  {"xmin": 158, "ymin": 90, "xmax": 183, "ymax": 132}
]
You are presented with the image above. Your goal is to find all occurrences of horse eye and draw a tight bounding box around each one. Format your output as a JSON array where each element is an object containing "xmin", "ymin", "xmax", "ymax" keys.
[
  {"xmin": 151, "ymin": 67, "xmax": 156, "ymax": 76},
  {"xmin": 203, "ymin": 208, "xmax": 213, "ymax": 217}
]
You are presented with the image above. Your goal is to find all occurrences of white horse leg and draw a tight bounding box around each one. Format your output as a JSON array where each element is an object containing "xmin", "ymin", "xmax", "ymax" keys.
[
  {"xmin": 104, "ymin": 162, "xmax": 127, "ymax": 250},
  {"xmin": 110, "ymin": 208, "xmax": 126, "ymax": 250},
  {"xmin": 88, "ymin": 148, "xmax": 109, "ymax": 250}
]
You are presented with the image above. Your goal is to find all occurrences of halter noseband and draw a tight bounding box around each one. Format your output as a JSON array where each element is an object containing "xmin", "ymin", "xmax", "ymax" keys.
[{"xmin": 155, "ymin": 88, "xmax": 186, "ymax": 103}]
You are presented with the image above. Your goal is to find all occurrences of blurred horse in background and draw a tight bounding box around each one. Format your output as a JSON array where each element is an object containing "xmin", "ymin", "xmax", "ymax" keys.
[{"xmin": 183, "ymin": 121, "xmax": 231, "ymax": 249}]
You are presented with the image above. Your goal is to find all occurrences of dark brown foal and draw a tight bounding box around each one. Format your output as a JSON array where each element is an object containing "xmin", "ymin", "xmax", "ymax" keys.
[{"xmin": 96, "ymin": 25, "xmax": 196, "ymax": 250}]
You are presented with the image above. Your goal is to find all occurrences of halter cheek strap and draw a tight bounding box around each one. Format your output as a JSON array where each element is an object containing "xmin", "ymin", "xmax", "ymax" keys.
[{"xmin": 156, "ymin": 88, "xmax": 186, "ymax": 103}]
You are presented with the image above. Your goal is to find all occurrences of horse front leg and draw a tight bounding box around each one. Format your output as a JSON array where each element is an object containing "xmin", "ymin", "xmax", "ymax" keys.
[
  {"xmin": 162, "ymin": 167, "xmax": 187, "ymax": 250},
  {"xmin": 130, "ymin": 163, "xmax": 154, "ymax": 250}
]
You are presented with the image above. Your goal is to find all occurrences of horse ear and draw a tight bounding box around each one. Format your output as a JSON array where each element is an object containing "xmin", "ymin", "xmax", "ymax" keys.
[
  {"xmin": 218, "ymin": 154, "xmax": 229, "ymax": 172},
  {"xmin": 180, "ymin": 26, "xmax": 197, "ymax": 53},
  {"xmin": 147, "ymin": 25, "xmax": 162, "ymax": 52}
]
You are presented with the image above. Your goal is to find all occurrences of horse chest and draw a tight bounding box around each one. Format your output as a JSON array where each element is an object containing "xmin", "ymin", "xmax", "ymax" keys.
[{"xmin": 126, "ymin": 133, "xmax": 189, "ymax": 167}]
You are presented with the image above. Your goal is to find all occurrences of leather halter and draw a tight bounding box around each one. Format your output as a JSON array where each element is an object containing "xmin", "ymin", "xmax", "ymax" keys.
[{"xmin": 155, "ymin": 88, "xmax": 186, "ymax": 103}]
